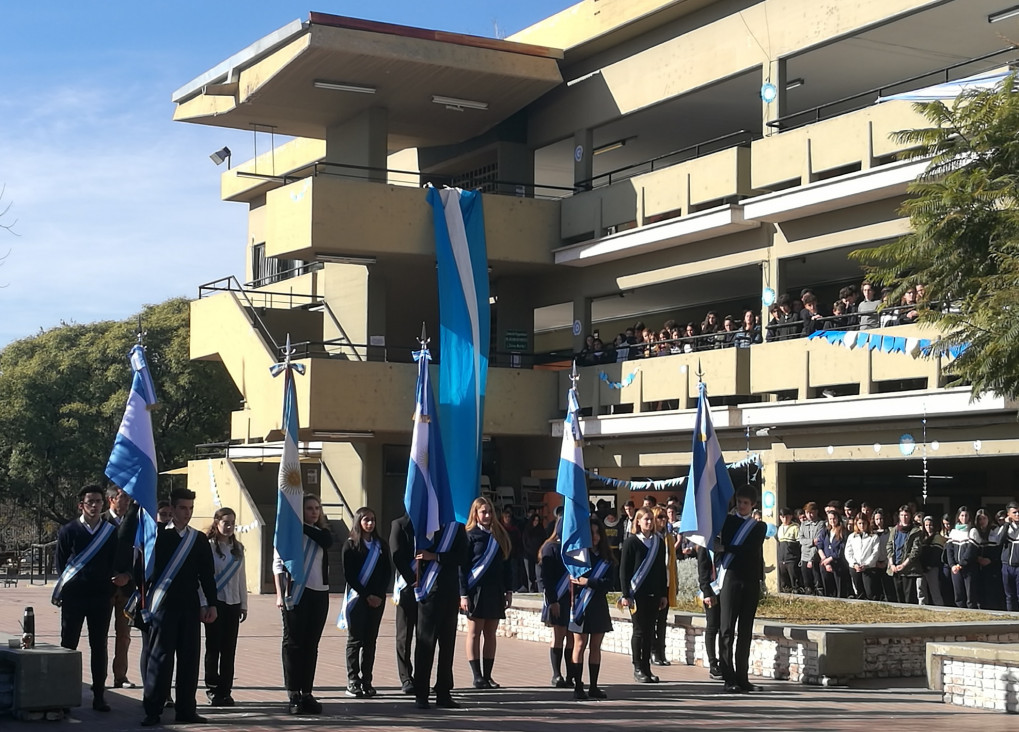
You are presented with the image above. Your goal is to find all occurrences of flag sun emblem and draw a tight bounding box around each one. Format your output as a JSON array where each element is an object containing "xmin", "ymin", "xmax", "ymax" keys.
[{"xmin": 282, "ymin": 466, "xmax": 303, "ymax": 494}]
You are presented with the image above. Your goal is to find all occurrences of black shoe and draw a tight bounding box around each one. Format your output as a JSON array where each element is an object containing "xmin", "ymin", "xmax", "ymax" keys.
[
  {"xmin": 288, "ymin": 696, "xmax": 304, "ymax": 715},
  {"xmin": 402, "ymin": 681, "xmax": 416, "ymax": 695},
  {"xmin": 551, "ymin": 675, "xmax": 569, "ymax": 688},
  {"xmin": 415, "ymin": 698, "xmax": 430, "ymax": 710},
  {"xmin": 573, "ymin": 686, "xmax": 588, "ymax": 700},
  {"xmin": 209, "ymin": 696, "xmax": 234, "ymax": 707},
  {"xmin": 93, "ymin": 697, "xmax": 111, "ymax": 712},
  {"xmin": 115, "ymin": 678, "xmax": 137, "ymax": 689},
  {"xmin": 164, "ymin": 697, "xmax": 174, "ymax": 710},
  {"xmin": 483, "ymin": 677, "xmax": 500, "ymax": 689},
  {"xmin": 633, "ymin": 669, "xmax": 652, "ymax": 683},
  {"xmin": 174, "ymin": 714, "xmax": 207, "ymax": 724},
  {"xmin": 472, "ymin": 678, "xmax": 491, "ymax": 689},
  {"xmin": 302, "ymin": 695, "xmax": 322, "ymax": 714},
  {"xmin": 362, "ymin": 684, "xmax": 377, "ymax": 699},
  {"xmin": 739, "ymin": 682, "xmax": 760, "ymax": 693},
  {"xmin": 651, "ymin": 656, "xmax": 671, "ymax": 666},
  {"xmin": 141, "ymin": 715, "xmax": 161, "ymax": 727},
  {"xmin": 643, "ymin": 669, "xmax": 660, "ymax": 683},
  {"xmin": 435, "ymin": 696, "xmax": 461, "ymax": 709},
  {"xmin": 588, "ymin": 686, "xmax": 607, "ymax": 699},
  {"xmin": 345, "ymin": 682, "xmax": 364, "ymax": 698},
  {"xmin": 709, "ymin": 665, "xmax": 723, "ymax": 680},
  {"xmin": 724, "ymin": 683, "xmax": 745, "ymax": 694}
]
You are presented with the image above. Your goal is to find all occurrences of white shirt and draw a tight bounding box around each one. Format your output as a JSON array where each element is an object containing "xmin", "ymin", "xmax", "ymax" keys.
[
  {"xmin": 201, "ymin": 539, "xmax": 247, "ymax": 609},
  {"xmin": 845, "ymin": 533, "xmax": 885, "ymax": 569},
  {"xmin": 273, "ymin": 534, "xmax": 327, "ymax": 592},
  {"xmin": 78, "ymin": 514, "xmax": 103, "ymax": 535}
]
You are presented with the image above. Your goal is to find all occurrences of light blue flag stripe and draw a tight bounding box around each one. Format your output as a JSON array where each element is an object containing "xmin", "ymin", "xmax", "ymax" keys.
[
  {"xmin": 556, "ymin": 385, "xmax": 592, "ymax": 578},
  {"xmin": 429, "ymin": 187, "xmax": 490, "ymax": 523},
  {"xmin": 678, "ymin": 382, "xmax": 735, "ymax": 548},
  {"xmin": 275, "ymin": 369, "xmax": 306, "ymax": 590}
]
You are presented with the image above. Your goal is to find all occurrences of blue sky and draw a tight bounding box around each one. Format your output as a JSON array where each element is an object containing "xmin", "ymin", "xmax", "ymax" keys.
[{"xmin": 0, "ymin": 1, "xmax": 575, "ymax": 347}]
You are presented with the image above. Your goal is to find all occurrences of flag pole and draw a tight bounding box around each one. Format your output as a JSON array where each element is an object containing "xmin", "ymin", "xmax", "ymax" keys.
[
  {"xmin": 136, "ymin": 317, "xmax": 149, "ymax": 615},
  {"xmin": 415, "ymin": 321, "xmax": 429, "ymax": 591}
]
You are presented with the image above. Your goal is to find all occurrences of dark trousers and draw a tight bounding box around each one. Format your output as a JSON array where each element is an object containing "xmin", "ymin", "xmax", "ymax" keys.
[
  {"xmin": 779, "ymin": 560, "xmax": 800, "ymax": 592},
  {"xmin": 281, "ymin": 589, "xmax": 329, "ymax": 695},
  {"xmin": 629, "ymin": 597, "xmax": 658, "ymax": 671},
  {"xmin": 143, "ymin": 605, "xmax": 200, "ymax": 718},
  {"xmin": 849, "ymin": 568, "xmax": 882, "ymax": 600},
  {"xmin": 704, "ymin": 600, "xmax": 720, "ymax": 667},
  {"xmin": 799, "ymin": 560, "xmax": 822, "ymax": 594},
  {"xmin": 978, "ymin": 563, "xmax": 1004, "ymax": 610},
  {"xmin": 524, "ymin": 556, "xmax": 539, "ymax": 593},
  {"xmin": 653, "ymin": 603, "xmax": 669, "ymax": 659},
  {"xmin": 394, "ymin": 590, "xmax": 417, "ymax": 685},
  {"xmin": 820, "ymin": 562, "xmax": 849, "ymax": 598},
  {"xmin": 345, "ymin": 600, "xmax": 385, "ymax": 684},
  {"xmin": 893, "ymin": 572, "xmax": 918, "ymax": 604},
  {"xmin": 414, "ymin": 590, "xmax": 459, "ymax": 702},
  {"xmin": 1003, "ymin": 565, "xmax": 1019, "ymax": 611},
  {"xmin": 204, "ymin": 601, "xmax": 241, "ymax": 699},
  {"xmin": 719, "ymin": 576, "xmax": 760, "ymax": 687},
  {"xmin": 60, "ymin": 592, "xmax": 113, "ymax": 692},
  {"xmin": 952, "ymin": 566, "xmax": 977, "ymax": 609}
]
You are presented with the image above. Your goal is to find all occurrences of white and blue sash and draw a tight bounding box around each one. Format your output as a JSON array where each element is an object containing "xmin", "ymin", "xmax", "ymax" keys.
[
  {"xmin": 711, "ymin": 516, "xmax": 757, "ymax": 595},
  {"xmin": 286, "ymin": 536, "xmax": 323, "ymax": 611},
  {"xmin": 51, "ymin": 521, "xmax": 116, "ymax": 605},
  {"xmin": 145, "ymin": 527, "xmax": 198, "ymax": 621},
  {"xmin": 393, "ymin": 559, "xmax": 417, "ymax": 605},
  {"xmin": 571, "ymin": 557, "xmax": 611, "ymax": 626},
  {"xmin": 545, "ymin": 571, "xmax": 571, "ymax": 611},
  {"xmin": 214, "ymin": 554, "xmax": 242, "ymax": 595},
  {"xmin": 337, "ymin": 539, "xmax": 382, "ymax": 630},
  {"xmin": 415, "ymin": 522, "xmax": 461, "ymax": 602},
  {"xmin": 466, "ymin": 533, "xmax": 500, "ymax": 591},
  {"xmin": 629, "ymin": 535, "xmax": 661, "ymax": 595}
]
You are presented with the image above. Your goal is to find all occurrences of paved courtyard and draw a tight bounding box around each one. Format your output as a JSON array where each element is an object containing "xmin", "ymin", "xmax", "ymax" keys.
[{"xmin": 0, "ymin": 583, "xmax": 1010, "ymax": 730}]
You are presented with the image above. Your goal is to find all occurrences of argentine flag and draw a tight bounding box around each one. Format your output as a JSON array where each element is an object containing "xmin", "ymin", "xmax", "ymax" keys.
[
  {"xmin": 404, "ymin": 343, "xmax": 454, "ymax": 550},
  {"xmin": 105, "ymin": 345, "xmax": 159, "ymax": 580},
  {"xmin": 273, "ymin": 364, "xmax": 306, "ymax": 589},
  {"xmin": 679, "ymin": 382, "xmax": 735, "ymax": 547},
  {"xmin": 556, "ymin": 380, "xmax": 592, "ymax": 578},
  {"xmin": 427, "ymin": 186, "xmax": 490, "ymax": 523}
]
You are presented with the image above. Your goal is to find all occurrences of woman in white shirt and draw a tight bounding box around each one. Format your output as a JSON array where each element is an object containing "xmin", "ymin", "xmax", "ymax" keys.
[
  {"xmin": 202, "ymin": 507, "xmax": 247, "ymax": 707},
  {"xmin": 845, "ymin": 514, "xmax": 886, "ymax": 600}
]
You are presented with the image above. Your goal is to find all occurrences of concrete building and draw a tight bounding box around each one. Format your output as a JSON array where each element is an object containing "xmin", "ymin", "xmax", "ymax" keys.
[{"xmin": 174, "ymin": 1, "xmax": 1019, "ymax": 592}]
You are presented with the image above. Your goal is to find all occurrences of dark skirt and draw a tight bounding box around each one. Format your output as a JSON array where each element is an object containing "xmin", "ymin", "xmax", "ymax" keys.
[
  {"xmin": 541, "ymin": 593, "xmax": 571, "ymax": 627},
  {"xmin": 568, "ymin": 592, "xmax": 612, "ymax": 635},
  {"xmin": 467, "ymin": 582, "xmax": 506, "ymax": 620}
]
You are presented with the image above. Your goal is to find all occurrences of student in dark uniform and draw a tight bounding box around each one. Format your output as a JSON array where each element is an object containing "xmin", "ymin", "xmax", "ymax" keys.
[
  {"xmin": 715, "ymin": 484, "xmax": 768, "ymax": 693},
  {"xmin": 275, "ymin": 493, "xmax": 333, "ymax": 715},
  {"xmin": 413, "ymin": 520, "xmax": 468, "ymax": 709},
  {"xmin": 460, "ymin": 496, "xmax": 513, "ymax": 689},
  {"xmin": 538, "ymin": 520, "xmax": 575, "ymax": 687},
  {"xmin": 140, "ymin": 488, "xmax": 218, "ymax": 726},
  {"xmin": 202, "ymin": 507, "xmax": 247, "ymax": 707},
  {"xmin": 340, "ymin": 506, "xmax": 392, "ymax": 699},
  {"xmin": 390, "ymin": 513, "xmax": 418, "ymax": 695},
  {"xmin": 618, "ymin": 507, "xmax": 667, "ymax": 683},
  {"xmin": 54, "ymin": 485, "xmax": 129, "ymax": 712},
  {"xmin": 102, "ymin": 484, "xmax": 137, "ymax": 690},
  {"xmin": 695, "ymin": 544, "xmax": 722, "ymax": 679},
  {"xmin": 569, "ymin": 518, "xmax": 615, "ymax": 700}
]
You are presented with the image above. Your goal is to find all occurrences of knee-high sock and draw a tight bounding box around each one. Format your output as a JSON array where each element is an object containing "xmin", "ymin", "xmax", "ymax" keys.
[
  {"xmin": 589, "ymin": 663, "xmax": 601, "ymax": 689},
  {"xmin": 550, "ymin": 647, "xmax": 564, "ymax": 677},
  {"xmin": 482, "ymin": 657, "xmax": 495, "ymax": 681},
  {"xmin": 469, "ymin": 659, "xmax": 483, "ymax": 683}
]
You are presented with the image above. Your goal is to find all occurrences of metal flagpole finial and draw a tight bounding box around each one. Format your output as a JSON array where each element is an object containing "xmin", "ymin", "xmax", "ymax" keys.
[
  {"xmin": 135, "ymin": 315, "xmax": 146, "ymax": 346},
  {"xmin": 570, "ymin": 359, "xmax": 579, "ymax": 386},
  {"xmin": 270, "ymin": 333, "xmax": 305, "ymax": 377},
  {"xmin": 419, "ymin": 322, "xmax": 430, "ymax": 348},
  {"xmin": 696, "ymin": 359, "xmax": 704, "ymax": 384}
]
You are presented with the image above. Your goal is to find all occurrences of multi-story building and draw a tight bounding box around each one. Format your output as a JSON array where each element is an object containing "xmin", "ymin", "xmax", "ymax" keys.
[{"xmin": 175, "ymin": 0, "xmax": 1019, "ymax": 591}]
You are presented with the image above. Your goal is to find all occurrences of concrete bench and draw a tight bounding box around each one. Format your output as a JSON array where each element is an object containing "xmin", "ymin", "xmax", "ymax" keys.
[
  {"xmin": 927, "ymin": 641, "xmax": 1019, "ymax": 713},
  {"xmin": 0, "ymin": 634, "xmax": 81, "ymax": 718}
]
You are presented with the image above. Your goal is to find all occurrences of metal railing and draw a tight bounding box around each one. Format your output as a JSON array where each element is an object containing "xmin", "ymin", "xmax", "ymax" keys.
[
  {"xmin": 246, "ymin": 261, "xmax": 323, "ymax": 289},
  {"xmin": 767, "ymin": 47, "xmax": 1017, "ymax": 132}
]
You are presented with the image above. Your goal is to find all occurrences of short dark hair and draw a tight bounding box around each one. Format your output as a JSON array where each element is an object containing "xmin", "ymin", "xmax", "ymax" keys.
[
  {"xmin": 644, "ymin": 495, "xmax": 657, "ymax": 506},
  {"xmin": 624, "ymin": 500, "xmax": 635, "ymax": 508},
  {"xmin": 157, "ymin": 499, "xmax": 170, "ymax": 510},
  {"xmin": 79, "ymin": 485, "xmax": 104, "ymax": 502},
  {"xmin": 170, "ymin": 488, "xmax": 196, "ymax": 506},
  {"xmin": 106, "ymin": 484, "xmax": 123, "ymax": 500},
  {"xmin": 734, "ymin": 484, "xmax": 757, "ymax": 503},
  {"xmin": 779, "ymin": 507, "xmax": 793, "ymax": 517}
]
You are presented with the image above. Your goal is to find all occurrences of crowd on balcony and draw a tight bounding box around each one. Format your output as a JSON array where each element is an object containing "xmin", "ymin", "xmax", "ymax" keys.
[
  {"xmin": 574, "ymin": 280, "xmax": 930, "ymax": 367},
  {"xmin": 776, "ymin": 498, "xmax": 1019, "ymax": 611}
]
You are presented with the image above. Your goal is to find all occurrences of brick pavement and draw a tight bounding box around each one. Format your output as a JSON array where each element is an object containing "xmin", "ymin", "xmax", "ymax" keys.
[{"xmin": 0, "ymin": 583, "xmax": 1010, "ymax": 731}]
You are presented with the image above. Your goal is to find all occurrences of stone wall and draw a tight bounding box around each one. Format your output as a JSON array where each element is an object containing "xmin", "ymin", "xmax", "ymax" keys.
[
  {"xmin": 927, "ymin": 642, "xmax": 1019, "ymax": 712},
  {"xmin": 463, "ymin": 599, "xmax": 1019, "ymax": 686}
]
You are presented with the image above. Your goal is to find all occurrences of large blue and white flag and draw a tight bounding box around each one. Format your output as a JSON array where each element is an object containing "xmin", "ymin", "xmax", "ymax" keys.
[
  {"xmin": 556, "ymin": 373, "xmax": 592, "ymax": 578},
  {"xmin": 428, "ymin": 186, "xmax": 490, "ymax": 524},
  {"xmin": 106, "ymin": 345, "xmax": 160, "ymax": 580},
  {"xmin": 271, "ymin": 346, "xmax": 307, "ymax": 591},
  {"xmin": 679, "ymin": 382, "xmax": 735, "ymax": 547},
  {"xmin": 404, "ymin": 341, "xmax": 455, "ymax": 551}
]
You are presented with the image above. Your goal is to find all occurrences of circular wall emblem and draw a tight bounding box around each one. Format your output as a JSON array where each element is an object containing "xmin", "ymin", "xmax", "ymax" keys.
[
  {"xmin": 572, "ymin": 320, "xmax": 583, "ymax": 336},
  {"xmin": 574, "ymin": 145, "xmax": 584, "ymax": 162}
]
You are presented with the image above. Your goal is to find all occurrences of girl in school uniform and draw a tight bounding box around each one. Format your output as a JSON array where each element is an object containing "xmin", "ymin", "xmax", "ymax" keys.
[
  {"xmin": 618, "ymin": 507, "xmax": 667, "ymax": 683},
  {"xmin": 274, "ymin": 494, "xmax": 333, "ymax": 715},
  {"xmin": 538, "ymin": 519, "xmax": 574, "ymax": 688},
  {"xmin": 946, "ymin": 506, "xmax": 978, "ymax": 609},
  {"xmin": 340, "ymin": 506, "xmax": 392, "ymax": 698},
  {"xmin": 569, "ymin": 518, "xmax": 615, "ymax": 700},
  {"xmin": 460, "ymin": 496, "xmax": 513, "ymax": 689},
  {"xmin": 203, "ymin": 507, "xmax": 247, "ymax": 707}
]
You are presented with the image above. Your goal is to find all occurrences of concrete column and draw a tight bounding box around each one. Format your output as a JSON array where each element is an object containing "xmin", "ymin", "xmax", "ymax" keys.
[
  {"xmin": 325, "ymin": 107, "xmax": 389, "ymax": 182},
  {"xmin": 762, "ymin": 58, "xmax": 787, "ymax": 137},
  {"xmin": 573, "ymin": 129, "xmax": 593, "ymax": 191},
  {"xmin": 496, "ymin": 142, "xmax": 534, "ymax": 197},
  {"xmin": 760, "ymin": 450, "xmax": 785, "ymax": 593},
  {"xmin": 493, "ymin": 278, "xmax": 533, "ymax": 365},
  {"xmin": 366, "ymin": 267, "xmax": 387, "ymax": 361}
]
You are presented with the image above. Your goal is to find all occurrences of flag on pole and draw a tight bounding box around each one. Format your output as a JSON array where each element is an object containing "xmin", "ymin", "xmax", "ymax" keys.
[
  {"xmin": 427, "ymin": 186, "xmax": 490, "ymax": 523},
  {"xmin": 679, "ymin": 381, "xmax": 735, "ymax": 547},
  {"xmin": 404, "ymin": 337, "xmax": 455, "ymax": 550},
  {"xmin": 556, "ymin": 367, "xmax": 592, "ymax": 578},
  {"xmin": 105, "ymin": 344, "xmax": 159, "ymax": 580},
  {"xmin": 271, "ymin": 338, "xmax": 307, "ymax": 591}
]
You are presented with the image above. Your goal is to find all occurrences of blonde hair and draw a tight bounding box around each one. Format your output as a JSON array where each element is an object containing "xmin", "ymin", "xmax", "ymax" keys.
[{"xmin": 466, "ymin": 496, "xmax": 511, "ymax": 559}]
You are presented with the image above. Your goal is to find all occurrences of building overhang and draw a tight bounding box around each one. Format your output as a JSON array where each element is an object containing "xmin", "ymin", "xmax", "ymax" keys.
[
  {"xmin": 172, "ymin": 13, "xmax": 564, "ymax": 151},
  {"xmin": 553, "ymin": 204, "xmax": 759, "ymax": 267},
  {"xmin": 742, "ymin": 158, "xmax": 930, "ymax": 223}
]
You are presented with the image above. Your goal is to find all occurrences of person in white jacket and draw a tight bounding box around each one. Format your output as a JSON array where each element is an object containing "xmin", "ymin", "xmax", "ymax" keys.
[{"xmin": 845, "ymin": 514, "xmax": 886, "ymax": 600}]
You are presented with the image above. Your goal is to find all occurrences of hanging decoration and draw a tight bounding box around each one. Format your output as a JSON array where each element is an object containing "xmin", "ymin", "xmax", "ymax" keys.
[
  {"xmin": 583, "ymin": 454, "xmax": 762, "ymax": 491},
  {"xmin": 207, "ymin": 458, "xmax": 260, "ymax": 534},
  {"xmin": 806, "ymin": 330, "xmax": 968, "ymax": 359},
  {"xmin": 598, "ymin": 368, "xmax": 639, "ymax": 389}
]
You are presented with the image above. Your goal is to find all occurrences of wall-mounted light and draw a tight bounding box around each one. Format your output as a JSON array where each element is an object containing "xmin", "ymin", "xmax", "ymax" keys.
[
  {"xmin": 785, "ymin": 78, "xmax": 805, "ymax": 90},
  {"xmin": 432, "ymin": 95, "xmax": 488, "ymax": 111},
  {"xmin": 311, "ymin": 431, "xmax": 375, "ymax": 440},
  {"xmin": 209, "ymin": 146, "xmax": 232, "ymax": 168},
  {"xmin": 593, "ymin": 139, "xmax": 627, "ymax": 155},
  {"xmin": 566, "ymin": 69, "xmax": 602, "ymax": 87},
  {"xmin": 989, "ymin": 4, "xmax": 1019, "ymax": 22},
  {"xmin": 313, "ymin": 80, "xmax": 377, "ymax": 94}
]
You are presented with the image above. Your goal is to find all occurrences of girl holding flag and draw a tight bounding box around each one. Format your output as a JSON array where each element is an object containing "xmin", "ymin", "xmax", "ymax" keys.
[
  {"xmin": 568, "ymin": 518, "xmax": 615, "ymax": 700},
  {"xmin": 202, "ymin": 507, "xmax": 247, "ymax": 707},
  {"xmin": 340, "ymin": 506, "xmax": 391, "ymax": 699},
  {"xmin": 538, "ymin": 520, "xmax": 575, "ymax": 688},
  {"xmin": 619, "ymin": 507, "xmax": 667, "ymax": 683},
  {"xmin": 460, "ymin": 496, "xmax": 513, "ymax": 689}
]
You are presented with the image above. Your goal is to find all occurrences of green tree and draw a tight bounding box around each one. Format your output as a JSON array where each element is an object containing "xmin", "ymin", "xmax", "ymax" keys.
[
  {"xmin": 852, "ymin": 74, "xmax": 1019, "ymax": 398},
  {"xmin": 0, "ymin": 298, "xmax": 239, "ymax": 525}
]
